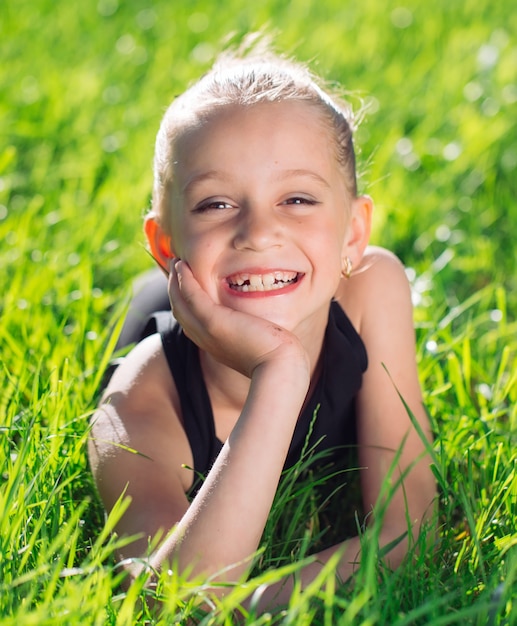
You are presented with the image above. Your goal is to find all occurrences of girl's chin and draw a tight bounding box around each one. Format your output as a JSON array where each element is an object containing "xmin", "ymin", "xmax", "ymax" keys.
[{"xmin": 219, "ymin": 297, "xmax": 297, "ymax": 328}]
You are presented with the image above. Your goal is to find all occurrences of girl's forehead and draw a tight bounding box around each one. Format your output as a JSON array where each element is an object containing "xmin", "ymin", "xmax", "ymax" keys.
[{"xmin": 174, "ymin": 100, "xmax": 334, "ymax": 160}]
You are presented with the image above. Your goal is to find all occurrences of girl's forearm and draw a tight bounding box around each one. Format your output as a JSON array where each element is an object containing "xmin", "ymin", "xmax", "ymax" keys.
[
  {"xmin": 244, "ymin": 525, "xmax": 410, "ymax": 612},
  {"xmin": 150, "ymin": 357, "xmax": 310, "ymax": 582},
  {"xmin": 237, "ymin": 536, "xmax": 361, "ymax": 611}
]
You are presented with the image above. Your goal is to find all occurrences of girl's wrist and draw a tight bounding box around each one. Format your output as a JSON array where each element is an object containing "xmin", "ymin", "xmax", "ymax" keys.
[{"xmin": 252, "ymin": 343, "xmax": 310, "ymax": 386}]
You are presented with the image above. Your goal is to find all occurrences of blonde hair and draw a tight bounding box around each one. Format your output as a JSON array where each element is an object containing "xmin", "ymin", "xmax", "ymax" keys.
[{"xmin": 151, "ymin": 38, "xmax": 360, "ymax": 230}]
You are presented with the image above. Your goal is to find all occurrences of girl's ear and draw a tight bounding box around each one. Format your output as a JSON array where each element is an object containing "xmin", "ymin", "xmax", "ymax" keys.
[
  {"xmin": 144, "ymin": 217, "xmax": 175, "ymax": 271},
  {"xmin": 342, "ymin": 195, "xmax": 373, "ymax": 266}
]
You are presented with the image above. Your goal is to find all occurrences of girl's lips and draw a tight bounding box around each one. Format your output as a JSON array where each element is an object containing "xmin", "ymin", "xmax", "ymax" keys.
[{"xmin": 224, "ymin": 270, "xmax": 303, "ymax": 296}]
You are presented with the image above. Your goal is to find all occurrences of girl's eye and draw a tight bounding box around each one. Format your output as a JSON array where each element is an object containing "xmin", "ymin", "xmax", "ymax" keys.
[
  {"xmin": 283, "ymin": 197, "xmax": 318, "ymax": 206},
  {"xmin": 194, "ymin": 199, "xmax": 234, "ymax": 213}
]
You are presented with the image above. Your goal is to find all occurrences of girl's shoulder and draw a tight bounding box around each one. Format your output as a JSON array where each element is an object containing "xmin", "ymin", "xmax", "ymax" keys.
[
  {"xmin": 90, "ymin": 332, "xmax": 195, "ymax": 493},
  {"xmin": 104, "ymin": 332, "xmax": 178, "ymax": 406},
  {"xmin": 355, "ymin": 245, "xmax": 407, "ymax": 281},
  {"xmin": 336, "ymin": 246, "xmax": 412, "ymax": 332}
]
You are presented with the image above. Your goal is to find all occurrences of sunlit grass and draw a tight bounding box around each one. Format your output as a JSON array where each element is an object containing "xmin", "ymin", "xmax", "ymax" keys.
[{"xmin": 1, "ymin": 0, "xmax": 516, "ymax": 622}]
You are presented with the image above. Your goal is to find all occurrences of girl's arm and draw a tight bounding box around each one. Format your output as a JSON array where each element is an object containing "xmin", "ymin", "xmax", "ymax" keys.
[
  {"xmin": 304, "ymin": 248, "xmax": 435, "ymax": 579},
  {"xmin": 351, "ymin": 248, "xmax": 436, "ymax": 566},
  {"xmin": 244, "ymin": 248, "xmax": 436, "ymax": 609},
  {"xmin": 89, "ymin": 260, "xmax": 311, "ymax": 583}
]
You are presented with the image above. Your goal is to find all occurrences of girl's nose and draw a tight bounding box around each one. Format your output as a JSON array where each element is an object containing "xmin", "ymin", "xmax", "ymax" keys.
[{"xmin": 232, "ymin": 207, "xmax": 282, "ymax": 251}]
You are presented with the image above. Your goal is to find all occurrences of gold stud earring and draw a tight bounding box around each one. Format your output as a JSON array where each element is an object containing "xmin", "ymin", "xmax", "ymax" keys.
[{"xmin": 341, "ymin": 256, "xmax": 353, "ymax": 279}]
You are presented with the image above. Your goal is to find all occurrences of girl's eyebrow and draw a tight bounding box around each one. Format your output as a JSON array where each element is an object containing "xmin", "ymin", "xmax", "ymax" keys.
[
  {"xmin": 273, "ymin": 168, "xmax": 331, "ymax": 189},
  {"xmin": 182, "ymin": 170, "xmax": 230, "ymax": 194},
  {"xmin": 182, "ymin": 168, "xmax": 331, "ymax": 194}
]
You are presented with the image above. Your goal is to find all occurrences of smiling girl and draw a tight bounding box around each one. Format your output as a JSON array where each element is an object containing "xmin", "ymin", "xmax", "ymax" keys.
[{"xmin": 89, "ymin": 42, "xmax": 436, "ymax": 609}]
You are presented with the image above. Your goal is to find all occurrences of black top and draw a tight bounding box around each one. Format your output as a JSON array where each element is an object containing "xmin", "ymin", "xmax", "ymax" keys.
[{"xmin": 151, "ymin": 300, "xmax": 368, "ymax": 495}]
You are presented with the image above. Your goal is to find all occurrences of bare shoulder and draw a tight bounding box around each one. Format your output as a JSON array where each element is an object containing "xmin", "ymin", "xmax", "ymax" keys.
[
  {"xmin": 91, "ymin": 334, "xmax": 179, "ymax": 452},
  {"xmin": 337, "ymin": 245, "xmax": 412, "ymax": 331},
  {"xmin": 88, "ymin": 333, "xmax": 194, "ymax": 524},
  {"xmin": 357, "ymin": 246, "xmax": 408, "ymax": 288},
  {"xmin": 361, "ymin": 244, "xmax": 405, "ymax": 267},
  {"xmin": 99, "ymin": 332, "xmax": 179, "ymax": 411}
]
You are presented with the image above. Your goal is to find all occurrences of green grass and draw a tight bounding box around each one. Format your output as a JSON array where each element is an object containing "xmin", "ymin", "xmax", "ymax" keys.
[{"xmin": 1, "ymin": 0, "xmax": 516, "ymax": 623}]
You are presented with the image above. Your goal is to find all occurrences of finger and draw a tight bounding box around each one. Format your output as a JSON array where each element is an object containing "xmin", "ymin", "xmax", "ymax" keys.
[{"xmin": 170, "ymin": 260, "xmax": 216, "ymax": 328}]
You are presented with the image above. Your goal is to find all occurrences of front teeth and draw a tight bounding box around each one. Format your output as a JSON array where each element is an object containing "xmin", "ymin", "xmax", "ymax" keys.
[{"xmin": 228, "ymin": 271, "xmax": 298, "ymax": 292}]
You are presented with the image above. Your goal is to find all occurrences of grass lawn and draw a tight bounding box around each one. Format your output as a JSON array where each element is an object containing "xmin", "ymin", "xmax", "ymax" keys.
[{"xmin": 1, "ymin": 0, "xmax": 516, "ymax": 623}]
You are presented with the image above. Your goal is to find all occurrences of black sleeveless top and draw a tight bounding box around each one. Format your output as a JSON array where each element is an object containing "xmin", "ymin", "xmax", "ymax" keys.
[{"xmin": 150, "ymin": 300, "xmax": 368, "ymax": 497}]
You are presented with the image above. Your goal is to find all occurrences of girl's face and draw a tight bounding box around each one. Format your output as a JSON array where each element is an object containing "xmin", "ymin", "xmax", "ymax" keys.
[{"xmin": 169, "ymin": 101, "xmax": 356, "ymax": 335}]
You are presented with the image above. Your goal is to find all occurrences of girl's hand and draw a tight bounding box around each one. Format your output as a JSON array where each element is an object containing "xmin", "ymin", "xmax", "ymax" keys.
[{"xmin": 168, "ymin": 260, "xmax": 309, "ymax": 378}]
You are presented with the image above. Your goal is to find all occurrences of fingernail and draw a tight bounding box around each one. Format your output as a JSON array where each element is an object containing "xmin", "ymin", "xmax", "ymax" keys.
[{"xmin": 170, "ymin": 258, "xmax": 183, "ymax": 275}]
